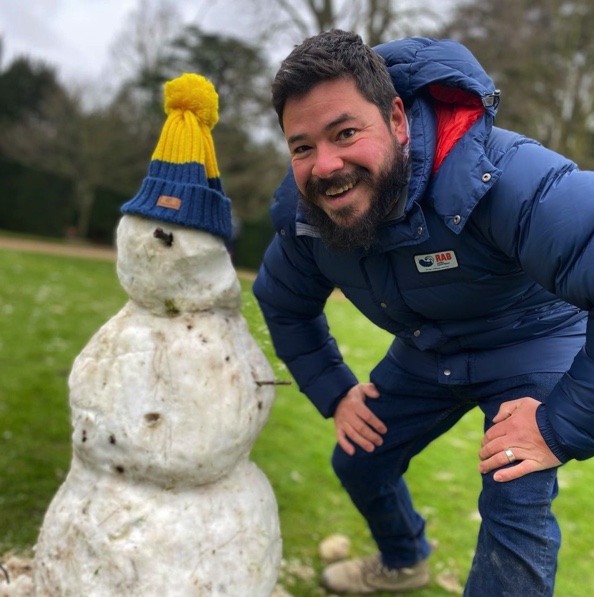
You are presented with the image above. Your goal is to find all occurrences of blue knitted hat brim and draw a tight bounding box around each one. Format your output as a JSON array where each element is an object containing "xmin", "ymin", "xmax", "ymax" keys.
[{"xmin": 121, "ymin": 161, "xmax": 232, "ymax": 240}]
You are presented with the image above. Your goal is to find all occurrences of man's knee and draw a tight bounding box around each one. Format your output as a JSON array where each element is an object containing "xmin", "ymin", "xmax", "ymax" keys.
[
  {"xmin": 331, "ymin": 444, "xmax": 379, "ymax": 486},
  {"xmin": 478, "ymin": 467, "xmax": 559, "ymax": 523}
]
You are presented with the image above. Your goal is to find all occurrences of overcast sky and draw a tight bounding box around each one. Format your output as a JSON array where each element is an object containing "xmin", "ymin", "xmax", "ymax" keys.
[{"xmin": 0, "ymin": 0, "xmax": 251, "ymax": 86}]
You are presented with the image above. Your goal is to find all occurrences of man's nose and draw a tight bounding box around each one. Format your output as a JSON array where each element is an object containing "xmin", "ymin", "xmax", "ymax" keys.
[{"xmin": 311, "ymin": 144, "xmax": 344, "ymax": 179}]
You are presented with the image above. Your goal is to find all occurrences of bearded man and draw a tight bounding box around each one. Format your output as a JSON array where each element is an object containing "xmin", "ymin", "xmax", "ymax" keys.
[{"xmin": 254, "ymin": 30, "xmax": 594, "ymax": 596}]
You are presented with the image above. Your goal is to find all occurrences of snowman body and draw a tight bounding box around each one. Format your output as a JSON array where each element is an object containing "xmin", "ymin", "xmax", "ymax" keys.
[{"xmin": 34, "ymin": 216, "xmax": 281, "ymax": 596}]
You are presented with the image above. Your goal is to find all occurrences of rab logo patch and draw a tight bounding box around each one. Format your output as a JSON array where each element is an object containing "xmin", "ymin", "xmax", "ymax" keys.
[{"xmin": 415, "ymin": 250, "xmax": 459, "ymax": 273}]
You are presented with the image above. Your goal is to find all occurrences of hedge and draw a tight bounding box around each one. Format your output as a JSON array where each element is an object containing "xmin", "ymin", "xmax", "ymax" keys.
[
  {"xmin": 0, "ymin": 158, "xmax": 76, "ymax": 238},
  {"xmin": 0, "ymin": 157, "xmax": 275, "ymax": 271}
]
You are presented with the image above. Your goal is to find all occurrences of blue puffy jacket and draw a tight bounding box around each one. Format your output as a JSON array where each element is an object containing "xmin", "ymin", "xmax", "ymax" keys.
[{"xmin": 253, "ymin": 37, "xmax": 594, "ymax": 463}]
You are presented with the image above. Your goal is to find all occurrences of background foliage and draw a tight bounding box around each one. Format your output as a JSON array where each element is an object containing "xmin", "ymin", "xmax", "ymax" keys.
[
  {"xmin": 443, "ymin": 0, "xmax": 594, "ymax": 170},
  {"xmin": 2, "ymin": 0, "xmax": 594, "ymax": 268}
]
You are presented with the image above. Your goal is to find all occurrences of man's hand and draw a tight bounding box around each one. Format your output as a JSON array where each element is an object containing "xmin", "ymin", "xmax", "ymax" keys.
[
  {"xmin": 334, "ymin": 383, "xmax": 387, "ymax": 455},
  {"xmin": 479, "ymin": 397, "xmax": 561, "ymax": 482}
]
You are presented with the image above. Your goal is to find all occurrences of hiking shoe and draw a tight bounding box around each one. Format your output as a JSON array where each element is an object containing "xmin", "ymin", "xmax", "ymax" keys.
[{"xmin": 321, "ymin": 553, "xmax": 429, "ymax": 594}]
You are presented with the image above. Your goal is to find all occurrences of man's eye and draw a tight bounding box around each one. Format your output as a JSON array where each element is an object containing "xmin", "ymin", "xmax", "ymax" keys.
[
  {"xmin": 292, "ymin": 145, "xmax": 311, "ymax": 155},
  {"xmin": 338, "ymin": 128, "xmax": 356, "ymax": 140}
]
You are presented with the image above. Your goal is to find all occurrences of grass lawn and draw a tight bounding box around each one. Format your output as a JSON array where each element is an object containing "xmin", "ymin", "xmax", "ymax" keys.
[{"xmin": 1, "ymin": 241, "xmax": 593, "ymax": 596}]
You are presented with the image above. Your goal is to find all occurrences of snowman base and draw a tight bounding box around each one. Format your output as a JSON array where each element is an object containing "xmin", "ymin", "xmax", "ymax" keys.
[{"xmin": 34, "ymin": 459, "xmax": 281, "ymax": 596}]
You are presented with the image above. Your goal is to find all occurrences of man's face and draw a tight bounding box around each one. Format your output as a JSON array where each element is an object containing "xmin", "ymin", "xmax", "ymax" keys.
[{"xmin": 283, "ymin": 78, "xmax": 409, "ymax": 233}]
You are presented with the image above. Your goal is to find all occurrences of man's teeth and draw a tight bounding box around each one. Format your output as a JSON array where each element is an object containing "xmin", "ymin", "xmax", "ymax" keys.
[{"xmin": 325, "ymin": 182, "xmax": 354, "ymax": 196}]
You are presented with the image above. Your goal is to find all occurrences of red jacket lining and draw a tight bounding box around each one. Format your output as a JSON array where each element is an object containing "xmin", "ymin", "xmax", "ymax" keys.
[{"xmin": 429, "ymin": 84, "xmax": 484, "ymax": 175}]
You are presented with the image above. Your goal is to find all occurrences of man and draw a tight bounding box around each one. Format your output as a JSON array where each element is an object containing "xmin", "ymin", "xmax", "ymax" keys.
[{"xmin": 253, "ymin": 30, "xmax": 594, "ymax": 596}]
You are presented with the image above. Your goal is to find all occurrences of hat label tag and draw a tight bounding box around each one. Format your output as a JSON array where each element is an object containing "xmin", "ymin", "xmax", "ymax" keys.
[{"xmin": 157, "ymin": 195, "xmax": 182, "ymax": 210}]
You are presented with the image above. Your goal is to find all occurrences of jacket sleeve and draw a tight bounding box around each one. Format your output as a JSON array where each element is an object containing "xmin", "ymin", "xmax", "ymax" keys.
[
  {"xmin": 253, "ymin": 179, "xmax": 359, "ymax": 418},
  {"xmin": 481, "ymin": 141, "xmax": 594, "ymax": 461}
]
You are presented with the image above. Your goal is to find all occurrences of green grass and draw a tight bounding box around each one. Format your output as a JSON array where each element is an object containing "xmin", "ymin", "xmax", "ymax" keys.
[{"xmin": 1, "ymin": 243, "xmax": 593, "ymax": 596}]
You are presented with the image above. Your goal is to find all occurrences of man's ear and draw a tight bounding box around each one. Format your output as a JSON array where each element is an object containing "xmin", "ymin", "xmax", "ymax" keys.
[{"xmin": 390, "ymin": 97, "xmax": 408, "ymax": 145}]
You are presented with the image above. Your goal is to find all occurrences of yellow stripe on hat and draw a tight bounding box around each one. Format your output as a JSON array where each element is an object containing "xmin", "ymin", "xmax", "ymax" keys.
[{"xmin": 151, "ymin": 73, "xmax": 221, "ymax": 178}]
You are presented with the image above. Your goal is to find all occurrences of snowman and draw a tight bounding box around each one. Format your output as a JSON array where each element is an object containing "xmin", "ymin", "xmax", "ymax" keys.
[{"xmin": 33, "ymin": 74, "xmax": 281, "ymax": 596}]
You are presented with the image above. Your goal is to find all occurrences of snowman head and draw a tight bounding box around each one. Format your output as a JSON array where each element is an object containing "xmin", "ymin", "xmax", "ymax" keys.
[{"xmin": 116, "ymin": 215, "xmax": 241, "ymax": 314}]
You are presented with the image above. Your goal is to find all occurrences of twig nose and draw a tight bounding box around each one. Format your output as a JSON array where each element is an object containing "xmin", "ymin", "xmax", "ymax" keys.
[{"xmin": 0, "ymin": 562, "xmax": 10, "ymax": 584}]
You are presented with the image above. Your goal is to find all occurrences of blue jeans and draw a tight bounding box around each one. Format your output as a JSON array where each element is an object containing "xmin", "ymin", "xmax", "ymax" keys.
[{"xmin": 331, "ymin": 354, "xmax": 562, "ymax": 597}]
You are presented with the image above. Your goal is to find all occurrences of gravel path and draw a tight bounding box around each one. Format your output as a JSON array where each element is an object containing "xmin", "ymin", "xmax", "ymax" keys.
[
  {"xmin": 0, "ymin": 236, "xmax": 258, "ymax": 281},
  {"xmin": 0, "ymin": 237, "xmax": 116, "ymax": 261}
]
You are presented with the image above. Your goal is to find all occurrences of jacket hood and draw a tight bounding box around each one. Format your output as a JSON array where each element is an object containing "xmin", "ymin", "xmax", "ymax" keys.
[
  {"xmin": 373, "ymin": 37, "xmax": 499, "ymax": 112},
  {"xmin": 373, "ymin": 38, "xmax": 502, "ymax": 234}
]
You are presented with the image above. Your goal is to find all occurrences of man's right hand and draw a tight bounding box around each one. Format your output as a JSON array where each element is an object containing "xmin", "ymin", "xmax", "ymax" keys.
[{"xmin": 334, "ymin": 383, "xmax": 387, "ymax": 455}]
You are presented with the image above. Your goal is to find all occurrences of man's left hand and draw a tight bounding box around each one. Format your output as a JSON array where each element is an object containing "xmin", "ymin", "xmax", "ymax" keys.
[{"xmin": 479, "ymin": 397, "xmax": 561, "ymax": 482}]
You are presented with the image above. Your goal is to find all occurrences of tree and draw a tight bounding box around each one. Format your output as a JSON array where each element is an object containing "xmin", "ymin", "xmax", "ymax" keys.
[
  {"xmin": 213, "ymin": 122, "xmax": 287, "ymax": 221},
  {"xmin": 439, "ymin": 0, "xmax": 594, "ymax": 168},
  {"xmin": 0, "ymin": 78, "xmax": 156, "ymax": 238},
  {"xmin": 0, "ymin": 55, "xmax": 61, "ymax": 124},
  {"xmin": 168, "ymin": 25, "xmax": 273, "ymax": 128},
  {"xmin": 109, "ymin": 0, "xmax": 186, "ymax": 130},
  {"xmin": 231, "ymin": 0, "xmax": 443, "ymax": 47}
]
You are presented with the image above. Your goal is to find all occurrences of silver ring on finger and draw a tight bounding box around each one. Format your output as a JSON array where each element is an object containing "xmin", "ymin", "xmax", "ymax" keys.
[{"xmin": 504, "ymin": 448, "xmax": 516, "ymax": 463}]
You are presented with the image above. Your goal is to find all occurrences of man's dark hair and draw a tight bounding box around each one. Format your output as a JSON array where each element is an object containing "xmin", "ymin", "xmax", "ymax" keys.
[{"xmin": 272, "ymin": 29, "xmax": 397, "ymax": 130}]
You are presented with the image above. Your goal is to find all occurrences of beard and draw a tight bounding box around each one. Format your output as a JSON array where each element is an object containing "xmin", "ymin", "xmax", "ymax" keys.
[{"xmin": 299, "ymin": 139, "xmax": 408, "ymax": 252}]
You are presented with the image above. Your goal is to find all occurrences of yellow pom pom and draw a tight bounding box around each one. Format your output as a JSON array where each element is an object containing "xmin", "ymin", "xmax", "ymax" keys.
[{"xmin": 164, "ymin": 73, "xmax": 219, "ymax": 129}]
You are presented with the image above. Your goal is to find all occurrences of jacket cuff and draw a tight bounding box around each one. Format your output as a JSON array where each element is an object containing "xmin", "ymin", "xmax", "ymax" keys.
[
  {"xmin": 307, "ymin": 368, "xmax": 359, "ymax": 418},
  {"xmin": 535, "ymin": 403, "xmax": 572, "ymax": 464}
]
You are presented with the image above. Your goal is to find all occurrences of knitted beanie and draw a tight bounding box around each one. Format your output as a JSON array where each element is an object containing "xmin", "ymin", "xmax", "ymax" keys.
[{"xmin": 121, "ymin": 73, "xmax": 232, "ymax": 240}]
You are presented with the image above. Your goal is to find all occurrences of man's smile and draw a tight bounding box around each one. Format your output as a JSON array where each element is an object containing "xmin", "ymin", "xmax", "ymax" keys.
[{"xmin": 325, "ymin": 181, "xmax": 356, "ymax": 196}]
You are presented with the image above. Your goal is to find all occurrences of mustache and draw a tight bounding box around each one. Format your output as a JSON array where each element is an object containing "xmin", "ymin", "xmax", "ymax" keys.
[{"xmin": 305, "ymin": 167, "xmax": 373, "ymax": 199}]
